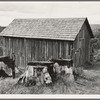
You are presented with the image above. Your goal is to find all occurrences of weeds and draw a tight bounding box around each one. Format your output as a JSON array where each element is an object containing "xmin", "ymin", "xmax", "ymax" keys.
[{"xmin": 0, "ymin": 62, "xmax": 100, "ymax": 94}]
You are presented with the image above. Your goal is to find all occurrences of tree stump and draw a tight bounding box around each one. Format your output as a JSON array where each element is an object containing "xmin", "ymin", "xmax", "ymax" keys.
[
  {"xmin": 18, "ymin": 66, "xmax": 37, "ymax": 86},
  {"xmin": 17, "ymin": 66, "xmax": 50, "ymax": 86}
]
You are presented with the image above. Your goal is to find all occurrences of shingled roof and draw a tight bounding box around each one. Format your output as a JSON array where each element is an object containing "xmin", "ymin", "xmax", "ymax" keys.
[
  {"xmin": 0, "ymin": 26, "xmax": 6, "ymax": 33},
  {"xmin": 0, "ymin": 18, "xmax": 89, "ymax": 41}
]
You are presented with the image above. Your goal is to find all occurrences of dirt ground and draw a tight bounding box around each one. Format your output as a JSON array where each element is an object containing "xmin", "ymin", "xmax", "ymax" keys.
[{"xmin": 0, "ymin": 61, "xmax": 100, "ymax": 94}]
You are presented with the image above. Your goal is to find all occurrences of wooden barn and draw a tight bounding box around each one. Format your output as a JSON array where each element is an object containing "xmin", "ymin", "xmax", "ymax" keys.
[{"xmin": 0, "ymin": 18, "xmax": 94, "ymax": 68}]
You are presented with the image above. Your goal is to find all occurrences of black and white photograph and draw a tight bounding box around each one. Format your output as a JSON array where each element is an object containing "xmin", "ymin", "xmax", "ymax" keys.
[{"xmin": 0, "ymin": 1, "xmax": 100, "ymax": 96}]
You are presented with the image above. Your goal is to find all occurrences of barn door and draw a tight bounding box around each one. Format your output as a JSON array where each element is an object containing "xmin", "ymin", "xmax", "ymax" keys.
[
  {"xmin": 75, "ymin": 39, "xmax": 83, "ymax": 67},
  {"xmin": 74, "ymin": 49, "xmax": 81, "ymax": 67},
  {"xmin": 79, "ymin": 38, "xmax": 85, "ymax": 66}
]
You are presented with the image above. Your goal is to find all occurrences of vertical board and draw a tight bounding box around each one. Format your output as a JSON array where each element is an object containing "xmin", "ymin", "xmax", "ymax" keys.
[
  {"xmin": 46, "ymin": 40, "xmax": 49, "ymax": 60},
  {"xmin": 28, "ymin": 39, "xmax": 32, "ymax": 62},
  {"xmin": 41, "ymin": 40, "xmax": 46, "ymax": 60},
  {"xmin": 63, "ymin": 41, "xmax": 66, "ymax": 59},
  {"xmin": 56, "ymin": 41, "xmax": 59, "ymax": 59},
  {"xmin": 38, "ymin": 40, "xmax": 41, "ymax": 61},
  {"xmin": 52, "ymin": 41, "xmax": 56, "ymax": 59},
  {"xmin": 31, "ymin": 39, "xmax": 35, "ymax": 61},
  {"xmin": 58, "ymin": 41, "xmax": 61, "ymax": 58},
  {"xmin": 65, "ymin": 42, "xmax": 69, "ymax": 58},
  {"xmin": 24, "ymin": 38, "xmax": 27, "ymax": 66},
  {"xmin": 34, "ymin": 39, "xmax": 38, "ymax": 60},
  {"xmin": 4, "ymin": 37, "xmax": 81, "ymax": 67},
  {"xmin": 5, "ymin": 38, "xmax": 8, "ymax": 56},
  {"xmin": 44, "ymin": 40, "xmax": 46, "ymax": 60},
  {"xmin": 48, "ymin": 40, "xmax": 53, "ymax": 60}
]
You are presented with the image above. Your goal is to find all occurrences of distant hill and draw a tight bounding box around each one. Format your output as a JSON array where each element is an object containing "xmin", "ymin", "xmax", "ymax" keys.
[
  {"xmin": 0, "ymin": 26, "xmax": 6, "ymax": 33},
  {"xmin": 91, "ymin": 24, "xmax": 100, "ymax": 37}
]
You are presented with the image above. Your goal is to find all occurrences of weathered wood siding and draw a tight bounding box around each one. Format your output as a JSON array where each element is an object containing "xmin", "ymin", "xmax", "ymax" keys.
[
  {"xmin": 73, "ymin": 21, "xmax": 91, "ymax": 67},
  {"xmin": 0, "ymin": 36, "xmax": 5, "ymax": 56},
  {"xmin": 3, "ymin": 37, "xmax": 73, "ymax": 67}
]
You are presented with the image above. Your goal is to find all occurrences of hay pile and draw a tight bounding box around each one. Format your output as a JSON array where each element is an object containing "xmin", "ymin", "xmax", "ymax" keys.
[
  {"xmin": 0, "ymin": 68, "xmax": 98, "ymax": 94},
  {"xmin": 0, "ymin": 63, "xmax": 99, "ymax": 94}
]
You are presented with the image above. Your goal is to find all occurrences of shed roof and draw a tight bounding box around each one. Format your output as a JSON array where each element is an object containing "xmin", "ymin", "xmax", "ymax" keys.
[{"xmin": 0, "ymin": 18, "xmax": 91, "ymax": 41}]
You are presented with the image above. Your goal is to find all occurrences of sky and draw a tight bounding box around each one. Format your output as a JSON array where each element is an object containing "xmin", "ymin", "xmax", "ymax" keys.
[{"xmin": 0, "ymin": 1, "xmax": 100, "ymax": 26}]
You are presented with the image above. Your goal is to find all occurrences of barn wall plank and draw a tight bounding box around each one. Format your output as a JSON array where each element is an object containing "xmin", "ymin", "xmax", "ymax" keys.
[
  {"xmin": 48, "ymin": 40, "xmax": 53, "ymax": 60},
  {"xmin": 4, "ymin": 37, "xmax": 73, "ymax": 67}
]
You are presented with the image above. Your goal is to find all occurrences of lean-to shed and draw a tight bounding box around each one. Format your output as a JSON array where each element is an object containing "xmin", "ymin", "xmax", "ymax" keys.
[{"xmin": 0, "ymin": 18, "xmax": 94, "ymax": 67}]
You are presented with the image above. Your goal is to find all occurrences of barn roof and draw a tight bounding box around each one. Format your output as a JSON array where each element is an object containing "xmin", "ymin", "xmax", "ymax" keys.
[
  {"xmin": 0, "ymin": 26, "xmax": 6, "ymax": 33},
  {"xmin": 0, "ymin": 18, "xmax": 93, "ymax": 41}
]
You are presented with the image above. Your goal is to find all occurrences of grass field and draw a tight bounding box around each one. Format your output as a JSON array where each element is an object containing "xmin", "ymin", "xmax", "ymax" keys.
[{"xmin": 0, "ymin": 61, "xmax": 100, "ymax": 94}]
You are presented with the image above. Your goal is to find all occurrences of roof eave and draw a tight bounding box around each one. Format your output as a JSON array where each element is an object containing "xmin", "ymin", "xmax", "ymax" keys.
[{"xmin": 1, "ymin": 35, "xmax": 75, "ymax": 41}]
